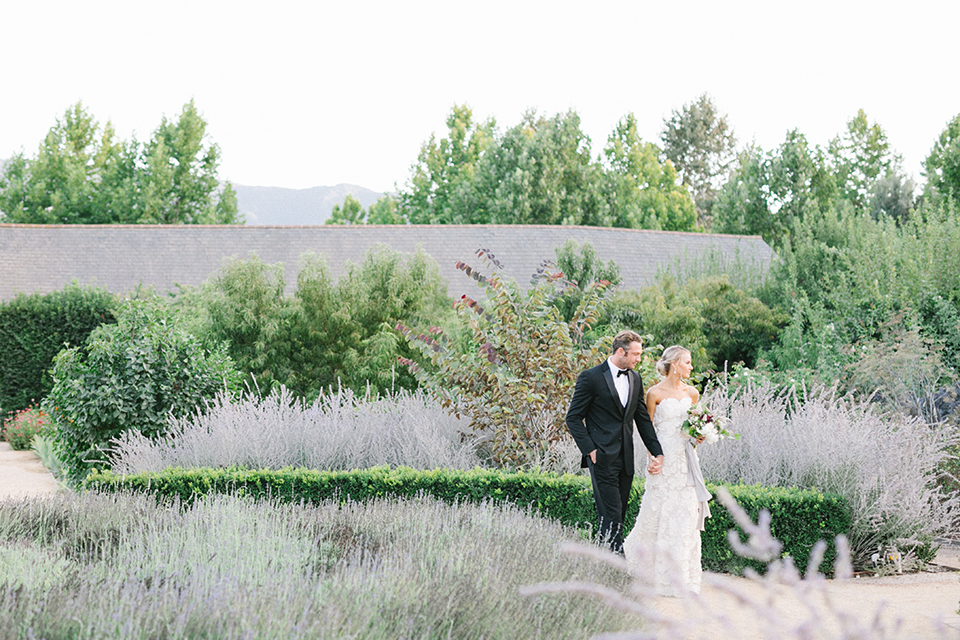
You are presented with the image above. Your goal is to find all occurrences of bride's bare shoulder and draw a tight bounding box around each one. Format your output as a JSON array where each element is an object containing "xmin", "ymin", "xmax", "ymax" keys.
[
  {"xmin": 646, "ymin": 383, "xmax": 667, "ymax": 403},
  {"xmin": 686, "ymin": 384, "xmax": 700, "ymax": 403}
]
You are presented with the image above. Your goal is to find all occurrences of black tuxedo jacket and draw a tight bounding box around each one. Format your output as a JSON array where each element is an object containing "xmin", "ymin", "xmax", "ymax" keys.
[{"xmin": 565, "ymin": 360, "xmax": 663, "ymax": 475}]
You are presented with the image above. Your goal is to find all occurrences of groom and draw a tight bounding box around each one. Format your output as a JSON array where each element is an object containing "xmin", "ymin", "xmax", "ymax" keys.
[{"xmin": 565, "ymin": 330, "xmax": 663, "ymax": 554}]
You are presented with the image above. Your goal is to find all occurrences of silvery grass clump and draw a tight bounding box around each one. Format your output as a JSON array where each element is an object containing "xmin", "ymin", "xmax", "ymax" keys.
[
  {"xmin": 109, "ymin": 386, "xmax": 484, "ymax": 474},
  {"xmin": 522, "ymin": 488, "xmax": 960, "ymax": 640},
  {"xmin": 695, "ymin": 381, "xmax": 960, "ymax": 568},
  {"xmin": 0, "ymin": 491, "xmax": 639, "ymax": 639}
]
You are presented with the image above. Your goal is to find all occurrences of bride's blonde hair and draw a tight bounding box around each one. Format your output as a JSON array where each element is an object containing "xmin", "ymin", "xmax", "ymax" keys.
[{"xmin": 656, "ymin": 345, "xmax": 690, "ymax": 378}]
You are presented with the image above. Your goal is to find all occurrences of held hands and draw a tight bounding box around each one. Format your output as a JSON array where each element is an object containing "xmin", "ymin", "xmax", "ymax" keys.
[
  {"xmin": 647, "ymin": 455, "xmax": 663, "ymax": 475},
  {"xmin": 591, "ymin": 449, "xmax": 663, "ymax": 475}
]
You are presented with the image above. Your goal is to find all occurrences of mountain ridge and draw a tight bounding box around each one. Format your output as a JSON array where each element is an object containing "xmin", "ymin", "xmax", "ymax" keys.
[{"xmin": 233, "ymin": 183, "xmax": 384, "ymax": 226}]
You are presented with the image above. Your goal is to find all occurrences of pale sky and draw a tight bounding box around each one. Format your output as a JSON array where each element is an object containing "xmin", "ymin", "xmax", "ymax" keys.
[{"xmin": 2, "ymin": 0, "xmax": 958, "ymax": 194}]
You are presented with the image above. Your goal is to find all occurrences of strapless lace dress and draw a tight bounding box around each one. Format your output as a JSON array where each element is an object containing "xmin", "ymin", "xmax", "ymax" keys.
[{"xmin": 623, "ymin": 396, "xmax": 702, "ymax": 596}]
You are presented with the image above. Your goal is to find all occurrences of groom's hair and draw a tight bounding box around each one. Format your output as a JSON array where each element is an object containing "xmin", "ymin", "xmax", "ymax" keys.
[{"xmin": 611, "ymin": 330, "xmax": 643, "ymax": 355}]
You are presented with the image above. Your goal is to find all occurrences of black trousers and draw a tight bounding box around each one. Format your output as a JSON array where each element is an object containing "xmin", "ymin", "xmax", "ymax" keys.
[{"xmin": 587, "ymin": 448, "xmax": 632, "ymax": 554}]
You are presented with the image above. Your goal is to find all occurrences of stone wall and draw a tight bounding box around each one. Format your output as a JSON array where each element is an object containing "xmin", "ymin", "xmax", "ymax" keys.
[{"xmin": 0, "ymin": 224, "xmax": 775, "ymax": 301}]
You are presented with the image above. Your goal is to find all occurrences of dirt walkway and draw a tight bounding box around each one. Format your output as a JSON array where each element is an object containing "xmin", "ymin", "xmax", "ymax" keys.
[
  {"xmin": 0, "ymin": 441, "xmax": 59, "ymax": 500},
  {"xmin": 646, "ymin": 561, "xmax": 960, "ymax": 639}
]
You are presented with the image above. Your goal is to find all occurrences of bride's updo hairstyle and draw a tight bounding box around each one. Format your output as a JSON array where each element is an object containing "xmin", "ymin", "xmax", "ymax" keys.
[{"xmin": 656, "ymin": 345, "xmax": 690, "ymax": 378}]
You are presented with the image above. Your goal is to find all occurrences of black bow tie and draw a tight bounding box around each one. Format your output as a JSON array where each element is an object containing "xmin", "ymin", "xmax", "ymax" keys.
[{"xmin": 616, "ymin": 369, "xmax": 629, "ymax": 377}]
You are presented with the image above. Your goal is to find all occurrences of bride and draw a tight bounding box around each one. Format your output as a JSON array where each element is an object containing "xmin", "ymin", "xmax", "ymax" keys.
[{"xmin": 623, "ymin": 345, "xmax": 710, "ymax": 597}]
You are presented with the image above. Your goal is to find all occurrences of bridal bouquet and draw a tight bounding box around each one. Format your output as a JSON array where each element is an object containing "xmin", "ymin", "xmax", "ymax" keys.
[{"xmin": 682, "ymin": 404, "xmax": 737, "ymax": 444}]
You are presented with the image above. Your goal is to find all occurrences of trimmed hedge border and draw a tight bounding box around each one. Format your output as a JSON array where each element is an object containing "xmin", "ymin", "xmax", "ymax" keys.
[{"xmin": 85, "ymin": 465, "xmax": 851, "ymax": 574}]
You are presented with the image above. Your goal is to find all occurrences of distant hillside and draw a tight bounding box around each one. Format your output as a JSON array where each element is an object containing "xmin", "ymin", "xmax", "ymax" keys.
[{"xmin": 233, "ymin": 184, "xmax": 384, "ymax": 226}]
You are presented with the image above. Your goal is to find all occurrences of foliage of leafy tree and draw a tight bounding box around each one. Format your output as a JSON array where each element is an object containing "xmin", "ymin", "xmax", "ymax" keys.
[
  {"xmin": 399, "ymin": 104, "xmax": 496, "ymax": 224},
  {"xmin": 475, "ymin": 110, "xmax": 605, "ymax": 225},
  {"xmin": 196, "ymin": 246, "xmax": 452, "ymax": 399},
  {"xmin": 600, "ymin": 275, "xmax": 782, "ymax": 373},
  {"xmin": 201, "ymin": 254, "xmax": 298, "ymax": 393},
  {"xmin": 0, "ymin": 101, "xmax": 238, "ymax": 224},
  {"xmin": 603, "ymin": 114, "xmax": 696, "ymax": 230},
  {"xmin": 827, "ymin": 109, "xmax": 902, "ymax": 210},
  {"xmin": 392, "ymin": 105, "xmax": 698, "ymax": 231},
  {"xmin": 923, "ymin": 112, "xmax": 960, "ymax": 205},
  {"xmin": 326, "ymin": 194, "xmax": 366, "ymax": 225},
  {"xmin": 397, "ymin": 250, "xmax": 615, "ymax": 470},
  {"xmin": 762, "ymin": 198, "xmax": 960, "ymax": 383},
  {"xmin": 683, "ymin": 276, "xmax": 785, "ymax": 368},
  {"xmin": 552, "ymin": 238, "xmax": 622, "ymax": 323},
  {"xmin": 0, "ymin": 283, "xmax": 117, "ymax": 416},
  {"xmin": 713, "ymin": 132, "xmax": 838, "ymax": 246},
  {"xmin": 44, "ymin": 299, "xmax": 241, "ymax": 481},
  {"xmin": 868, "ymin": 170, "xmax": 916, "ymax": 223},
  {"xmin": 660, "ymin": 93, "xmax": 737, "ymax": 223},
  {"xmin": 326, "ymin": 194, "xmax": 405, "ymax": 225},
  {"xmin": 365, "ymin": 195, "xmax": 405, "ymax": 224},
  {"xmin": 137, "ymin": 100, "xmax": 240, "ymax": 224}
]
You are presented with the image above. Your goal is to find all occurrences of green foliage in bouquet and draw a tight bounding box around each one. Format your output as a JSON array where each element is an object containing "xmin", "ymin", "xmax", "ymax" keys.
[{"xmin": 397, "ymin": 249, "xmax": 615, "ymax": 469}]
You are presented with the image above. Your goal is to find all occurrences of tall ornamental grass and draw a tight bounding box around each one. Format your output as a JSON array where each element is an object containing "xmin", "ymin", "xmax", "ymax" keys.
[
  {"xmin": 109, "ymin": 386, "xmax": 484, "ymax": 474},
  {"xmin": 0, "ymin": 491, "xmax": 638, "ymax": 639},
  {"xmin": 696, "ymin": 381, "xmax": 960, "ymax": 566}
]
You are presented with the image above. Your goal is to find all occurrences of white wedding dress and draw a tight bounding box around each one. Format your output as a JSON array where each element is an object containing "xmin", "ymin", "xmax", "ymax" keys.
[{"xmin": 624, "ymin": 396, "xmax": 702, "ymax": 596}]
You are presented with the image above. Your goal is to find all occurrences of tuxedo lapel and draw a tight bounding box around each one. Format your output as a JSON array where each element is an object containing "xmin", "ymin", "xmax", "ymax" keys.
[
  {"xmin": 601, "ymin": 361, "xmax": 625, "ymax": 417},
  {"xmin": 624, "ymin": 371, "xmax": 638, "ymax": 420}
]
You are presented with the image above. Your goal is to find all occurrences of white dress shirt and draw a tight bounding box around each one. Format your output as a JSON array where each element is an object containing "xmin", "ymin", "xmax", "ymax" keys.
[{"xmin": 607, "ymin": 357, "xmax": 629, "ymax": 407}]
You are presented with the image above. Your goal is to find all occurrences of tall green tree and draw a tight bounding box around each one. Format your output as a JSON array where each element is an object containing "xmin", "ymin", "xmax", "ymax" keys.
[
  {"xmin": 399, "ymin": 104, "xmax": 495, "ymax": 224},
  {"xmin": 0, "ymin": 100, "xmax": 239, "ymax": 225},
  {"xmin": 828, "ymin": 109, "xmax": 900, "ymax": 209},
  {"xmin": 713, "ymin": 131, "xmax": 837, "ymax": 246},
  {"xmin": 326, "ymin": 194, "xmax": 366, "ymax": 225},
  {"xmin": 365, "ymin": 195, "xmax": 405, "ymax": 224},
  {"xmin": 660, "ymin": 93, "xmax": 737, "ymax": 223},
  {"xmin": 923, "ymin": 112, "xmax": 960, "ymax": 205},
  {"xmin": 395, "ymin": 105, "xmax": 699, "ymax": 232},
  {"xmin": 603, "ymin": 114, "xmax": 696, "ymax": 230},
  {"xmin": 0, "ymin": 103, "xmax": 138, "ymax": 224},
  {"xmin": 868, "ymin": 170, "xmax": 915, "ymax": 223},
  {"xmin": 137, "ymin": 99, "xmax": 240, "ymax": 224},
  {"xmin": 475, "ymin": 109, "xmax": 605, "ymax": 226}
]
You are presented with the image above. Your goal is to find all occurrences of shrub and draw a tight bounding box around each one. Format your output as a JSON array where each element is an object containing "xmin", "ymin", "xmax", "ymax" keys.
[
  {"xmin": 696, "ymin": 380, "xmax": 960, "ymax": 568},
  {"xmin": 844, "ymin": 320, "xmax": 954, "ymax": 422},
  {"xmin": 44, "ymin": 299, "xmax": 242, "ymax": 482},
  {"xmin": 197, "ymin": 246, "xmax": 453, "ymax": 399},
  {"xmin": 3, "ymin": 406, "xmax": 53, "ymax": 450},
  {"xmin": 600, "ymin": 274, "xmax": 783, "ymax": 373},
  {"xmin": 552, "ymin": 238, "xmax": 622, "ymax": 323},
  {"xmin": 0, "ymin": 282, "xmax": 116, "ymax": 415},
  {"xmin": 31, "ymin": 434, "xmax": 65, "ymax": 481},
  {"xmin": 397, "ymin": 249, "xmax": 614, "ymax": 470},
  {"xmin": 85, "ymin": 466, "xmax": 849, "ymax": 575},
  {"xmin": 109, "ymin": 386, "xmax": 484, "ymax": 474}
]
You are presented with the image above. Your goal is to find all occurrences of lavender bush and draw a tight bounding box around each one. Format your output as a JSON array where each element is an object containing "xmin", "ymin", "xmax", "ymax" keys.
[
  {"xmin": 109, "ymin": 386, "xmax": 484, "ymax": 474},
  {"xmin": 0, "ymin": 491, "xmax": 638, "ymax": 639},
  {"xmin": 695, "ymin": 381, "xmax": 960, "ymax": 567}
]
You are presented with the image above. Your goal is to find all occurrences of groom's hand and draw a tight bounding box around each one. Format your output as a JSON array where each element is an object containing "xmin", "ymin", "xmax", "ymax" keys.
[
  {"xmin": 647, "ymin": 455, "xmax": 663, "ymax": 475},
  {"xmin": 589, "ymin": 450, "xmax": 597, "ymax": 464}
]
